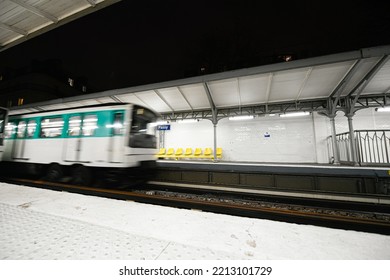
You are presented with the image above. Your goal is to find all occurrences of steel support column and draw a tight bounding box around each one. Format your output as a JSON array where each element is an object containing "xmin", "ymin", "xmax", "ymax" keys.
[
  {"xmin": 346, "ymin": 114, "xmax": 358, "ymax": 165},
  {"xmin": 329, "ymin": 116, "xmax": 340, "ymax": 165}
]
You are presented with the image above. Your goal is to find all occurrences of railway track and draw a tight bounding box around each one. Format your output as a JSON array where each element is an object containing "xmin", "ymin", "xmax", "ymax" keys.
[{"xmin": 2, "ymin": 177, "xmax": 390, "ymax": 235}]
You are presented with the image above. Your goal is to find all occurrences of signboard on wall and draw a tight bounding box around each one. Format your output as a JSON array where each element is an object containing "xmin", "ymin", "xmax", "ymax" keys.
[{"xmin": 157, "ymin": 124, "xmax": 171, "ymax": 131}]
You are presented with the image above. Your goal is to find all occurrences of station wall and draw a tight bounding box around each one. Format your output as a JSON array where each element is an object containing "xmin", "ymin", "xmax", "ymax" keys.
[{"xmin": 161, "ymin": 107, "xmax": 389, "ymax": 164}]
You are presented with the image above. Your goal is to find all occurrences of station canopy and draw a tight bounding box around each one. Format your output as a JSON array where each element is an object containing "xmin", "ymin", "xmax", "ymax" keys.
[
  {"xmin": 0, "ymin": 0, "xmax": 120, "ymax": 51},
  {"xmin": 8, "ymin": 45, "xmax": 390, "ymax": 118}
]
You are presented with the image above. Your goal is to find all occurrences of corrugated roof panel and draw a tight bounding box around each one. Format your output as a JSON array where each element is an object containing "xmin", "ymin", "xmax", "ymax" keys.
[
  {"xmin": 340, "ymin": 57, "xmax": 379, "ymax": 96},
  {"xmin": 157, "ymin": 87, "xmax": 192, "ymax": 111},
  {"xmin": 2, "ymin": 6, "xmax": 30, "ymax": 27},
  {"xmin": 300, "ymin": 61, "xmax": 355, "ymax": 99},
  {"xmin": 363, "ymin": 59, "xmax": 390, "ymax": 94},
  {"xmin": 14, "ymin": 15, "xmax": 49, "ymax": 33},
  {"xmin": 115, "ymin": 93, "xmax": 149, "ymax": 108},
  {"xmin": 135, "ymin": 91, "xmax": 172, "ymax": 112},
  {"xmin": 0, "ymin": 0, "xmax": 119, "ymax": 48},
  {"xmin": 268, "ymin": 68, "xmax": 309, "ymax": 102},
  {"xmin": 41, "ymin": 0, "xmax": 89, "ymax": 20},
  {"xmin": 179, "ymin": 83, "xmax": 210, "ymax": 110},
  {"xmin": 239, "ymin": 74, "xmax": 270, "ymax": 104},
  {"xmin": 208, "ymin": 78, "xmax": 240, "ymax": 107}
]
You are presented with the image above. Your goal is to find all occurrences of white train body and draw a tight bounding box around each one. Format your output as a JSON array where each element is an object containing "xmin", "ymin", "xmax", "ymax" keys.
[{"xmin": 2, "ymin": 103, "xmax": 158, "ymax": 179}]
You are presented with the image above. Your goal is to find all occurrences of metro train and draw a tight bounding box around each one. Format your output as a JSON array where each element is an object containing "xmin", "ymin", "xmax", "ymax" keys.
[
  {"xmin": 1, "ymin": 103, "xmax": 158, "ymax": 185},
  {"xmin": 0, "ymin": 107, "xmax": 8, "ymax": 161}
]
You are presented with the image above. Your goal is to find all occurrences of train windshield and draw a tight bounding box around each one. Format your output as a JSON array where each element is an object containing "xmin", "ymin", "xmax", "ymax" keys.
[
  {"xmin": 0, "ymin": 108, "xmax": 8, "ymax": 146},
  {"xmin": 129, "ymin": 106, "xmax": 157, "ymax": 148}
]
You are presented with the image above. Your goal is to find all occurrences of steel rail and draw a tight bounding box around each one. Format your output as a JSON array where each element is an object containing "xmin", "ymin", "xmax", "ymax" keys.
[{"xmin": 3, "ymin": 178, "xmax": 390, "ymax": 235}]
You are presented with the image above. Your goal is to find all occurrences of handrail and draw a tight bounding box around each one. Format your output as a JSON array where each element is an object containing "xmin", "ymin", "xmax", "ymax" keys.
[{"xmin": 327, "ymin": 130, "xmax": 390, "ymax": 166}]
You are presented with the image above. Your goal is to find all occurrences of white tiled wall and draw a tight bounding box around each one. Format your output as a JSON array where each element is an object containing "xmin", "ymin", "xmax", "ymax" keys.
[{"xmin": 161, "ymin": 107, "xmax": 389, "ymax": 164}]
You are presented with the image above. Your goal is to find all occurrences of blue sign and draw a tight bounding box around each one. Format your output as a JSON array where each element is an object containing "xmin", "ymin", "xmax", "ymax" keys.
[{"xmin": 157, "ymin": 124, "xmax": 171, "ymax": 131}]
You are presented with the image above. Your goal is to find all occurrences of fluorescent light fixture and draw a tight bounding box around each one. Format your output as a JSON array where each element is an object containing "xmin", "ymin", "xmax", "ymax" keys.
[
  {"xmin": 376, "ymin": 107, "xmax": 390, "ymax": 112},
  {"xmin": 280, "ymin": 111, "xmax": 310, "ymax": 118},
  {"xmin": 228, "ymin": 115, "xmax": 254, "ymax": 121},
  {"xmin": 177, "ymin": 119, "xmax": 199, "ymax": 123}
]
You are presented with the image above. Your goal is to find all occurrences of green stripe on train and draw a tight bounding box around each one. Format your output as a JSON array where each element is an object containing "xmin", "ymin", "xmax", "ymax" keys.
[{"xmin": 7, "ymin": 109, "xmax": 125, "ymax": 140}]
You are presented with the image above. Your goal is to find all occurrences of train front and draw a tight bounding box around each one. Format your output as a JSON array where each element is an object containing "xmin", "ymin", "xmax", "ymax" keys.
[{"xmin": 124, "ymin": 105, "xmax": 159, "ymax": 180}]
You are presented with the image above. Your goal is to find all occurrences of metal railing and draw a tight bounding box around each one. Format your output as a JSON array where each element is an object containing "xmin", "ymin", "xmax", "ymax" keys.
[{"xmin": 327, "ymin": 130, "xmax": 390, "ymax": 166}]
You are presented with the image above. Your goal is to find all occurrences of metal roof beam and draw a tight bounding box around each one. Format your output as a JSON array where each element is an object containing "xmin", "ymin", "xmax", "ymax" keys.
[
  {"xmin": 295, "ymin": 67, "xmax": 312, "ymax": 100},
  {"xmin": 0, "ymin": 22, "xmax": 27, "ymax": 35},
  {"xmin": 237, "ymin": 78, "xmax": 242, "ymax": 108},
  {"xmin": 154, "ymin": 89, "xmax": 174, "ymax": 112},
  {"xmin": 329, "ymin": 59, "xmax": 362, "ymax": 98},
  {"xmin": 86, "ymin": 0, "xmax": 97, "ymax": 7},
  {"xmin": 177, "ymin": 86, "xmax": 194, "ymax": 111},
  {"xmin": 265, "ymin": 73, "xmax": 273, "ymax": 103},
  {"xmin": 347, "ymin": 55, "xmax": 390, "ymax": 97},
  {"xmin": 203, "ymin": 82, "xmax": 217, "ymax": 123},
  {"xmin": 10, "ymin": 0, "xmax": 58, "ymax": 23}
]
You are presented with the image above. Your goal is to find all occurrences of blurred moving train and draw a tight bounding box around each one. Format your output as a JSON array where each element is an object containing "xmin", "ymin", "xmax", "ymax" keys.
[
  {"xmin": 0, "ymin": 107, "xmax": 8, "ymax": 161},
  {"xmin": 1, "ymin": 103, "xmax": 158, "ymax": 185}
]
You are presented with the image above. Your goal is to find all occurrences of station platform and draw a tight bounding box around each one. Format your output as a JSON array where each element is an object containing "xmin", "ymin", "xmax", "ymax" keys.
[
  {"xmin": 156, "ymin": 160, "xmax": 390, "ymax": 196},
  {"xmin": 1, "ymin": 182, "xmax": 390, "ymax": 260}
]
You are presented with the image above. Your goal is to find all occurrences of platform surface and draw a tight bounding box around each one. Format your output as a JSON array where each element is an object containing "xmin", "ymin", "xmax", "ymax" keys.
[{"xmin": 0, "ymin": 182, "xmax": 390, "ymax": 260}]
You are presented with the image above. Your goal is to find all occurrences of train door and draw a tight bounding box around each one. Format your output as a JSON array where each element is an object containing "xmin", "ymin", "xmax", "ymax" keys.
[
  {"xmin": 64, "ymin": 114, "xmax": 81, "ymax": 162},
  {"xmin": 64, "ymin": 114, "xmax": 98, "ymax": 162},
  {"xmin": 12, "ymin": 120, "xmax": 27, "ymax": 159},
  {"xmin": 108, "ymin": 111, "xmax": 124, "ymax": 163}
]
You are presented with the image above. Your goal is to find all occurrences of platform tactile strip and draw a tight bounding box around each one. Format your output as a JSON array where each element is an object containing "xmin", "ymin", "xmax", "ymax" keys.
[{"xmin": 0, "ymin": 203, "xmax": 237, "ymax": 260}]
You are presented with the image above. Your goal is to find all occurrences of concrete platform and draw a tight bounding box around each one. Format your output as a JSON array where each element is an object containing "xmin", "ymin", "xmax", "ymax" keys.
[{"xmin": 1, "ymin": 182, "xmax": 390, "ymax": 260}]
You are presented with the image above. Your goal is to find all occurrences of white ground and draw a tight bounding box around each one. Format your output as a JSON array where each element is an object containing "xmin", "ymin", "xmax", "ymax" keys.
[{"xmin": 0, "ymin": 182, "xmax": 389, "ymax": 260}]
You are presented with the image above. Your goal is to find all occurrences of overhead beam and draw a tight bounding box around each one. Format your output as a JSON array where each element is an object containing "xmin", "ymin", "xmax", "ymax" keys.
[
  {"xmin": 86, "ymin": 0, "xmax": 97, "ymax": 7},
  {"xmin": 10, "ymin": 0, "xmax": 58, "ymax": 23},
  {"xmin": 154, "ymin": 89, "xmax": 174, "ymax": 112},
  {"xmin": 177, "ymin": 87, "xmax": 194, "ymax": 111},
  {"xmin": 295, "ymin": 67, "xmax": 312, "ymax": 100},
  {"xmin": 347, "ymin": 55, "xmax": 390, "ymax": 97}
]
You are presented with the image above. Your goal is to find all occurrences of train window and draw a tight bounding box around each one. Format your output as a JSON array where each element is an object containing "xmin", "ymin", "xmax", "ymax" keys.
[
  {"xmin": 82, "ymin": 114, "xmax": 98, "ymax": 136},
  {"xmin": 68, "ymin": 116, "xmax": 81, "ymax": 136},
  {"xmin": 27, "ymin": 120, "xmax": 37, "ymax": 138},
  {"xmin": 131, "ymin": 107, "xmax": 156, "ymax": 134},
  {"xmin": 17, "ymin": 121, "xmax": 26, "ymax": 138},
  {"xmin": 113, "ymin": 112, "xmax": 124, "ymax": 135},
  {"xmin": 4, "ymin": 122, "xmax": 16, "ymax": 139},
  {"xmin": 40, "ymin": 117, "xmax": 64, "ymax": 138}
]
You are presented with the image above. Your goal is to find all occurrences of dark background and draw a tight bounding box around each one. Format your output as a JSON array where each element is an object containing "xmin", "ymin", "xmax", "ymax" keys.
[{"xmin": 1, "ymin": 0, "xmax": 390, "ymax": 94}]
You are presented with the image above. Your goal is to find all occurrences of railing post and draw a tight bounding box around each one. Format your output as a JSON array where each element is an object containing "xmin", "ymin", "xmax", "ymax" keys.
[
  {"xmin": 330, "ymin": 116, "xmax": 340, "ymax": 165},
  {"xmin": 346, "ymin": 114, "xmax": 359, "ymax": 166}
]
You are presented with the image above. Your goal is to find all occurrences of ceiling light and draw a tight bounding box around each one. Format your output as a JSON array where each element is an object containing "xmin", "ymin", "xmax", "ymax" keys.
[
  {"xmin": 376, "ymin": 107, "xmax": 390, "ymax": 112},
  {"xmin": 279, "ymin": 112, "xmax": 310, "ymax": 118},
  {"xmin": 228, "ymin": 115, "xmax": 254, "ymax": 121},
  {"xmin": 177, "ymin": 119, "xmax": 199, "ymax": 123}
]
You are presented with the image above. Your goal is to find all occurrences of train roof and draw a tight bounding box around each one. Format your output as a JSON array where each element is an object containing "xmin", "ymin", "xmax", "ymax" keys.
[{"xmin": 8, "ymin": 102, "xmax": 157, "ymax": 118}]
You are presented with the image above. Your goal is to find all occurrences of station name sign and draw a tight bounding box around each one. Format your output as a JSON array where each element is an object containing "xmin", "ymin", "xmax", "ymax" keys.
[{"xmin": 157, "ymin": 124, "xmax": 171, "ymax": 131}]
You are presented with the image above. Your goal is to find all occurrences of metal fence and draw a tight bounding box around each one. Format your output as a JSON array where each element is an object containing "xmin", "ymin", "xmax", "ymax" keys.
[{"xmin": 327, "ymin": 130, "xmax": 390, "ymax": 166}]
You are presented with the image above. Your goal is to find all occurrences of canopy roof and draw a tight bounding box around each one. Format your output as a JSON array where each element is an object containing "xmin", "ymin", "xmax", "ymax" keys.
[
  {"xmin": 9, "ymin": 45, "xmax": 390, "ymax": 118},
  {"xmin": 0, "ymin": 0, "xmax": 120, "ymax": 51}
]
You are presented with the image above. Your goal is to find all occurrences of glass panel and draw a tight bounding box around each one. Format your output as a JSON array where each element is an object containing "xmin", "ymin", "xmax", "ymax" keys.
[
  {"xmin": 27, "ymin": 120, "xmax": 37, "ymax": 138},
  {"xmin": 82, "ymin": 114, "xmax": 98, "ymax": 136},
  {"xmin": 40, "ymin": 117, "xmax": 64, "ymax": 138},
  {"xmin": 68, "ymin": 116, "xmax": 81, "ymax": 136},
  {"xmin": 17, "ymin": 121, "xmax": 26, "ymax": 138},
  {"xmin": 4, "ymin": 122, "xmax": 16, "ymax": 139},
  {"xmin": 113, "ymin": 112, "xmax": 124, "ymax": 135}
]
